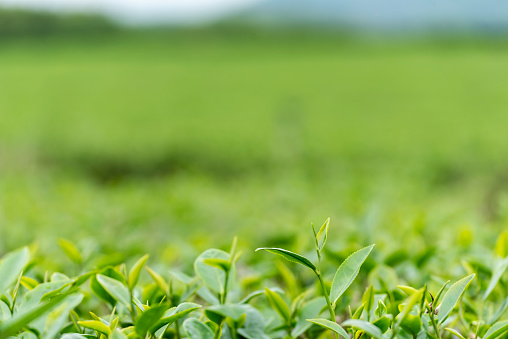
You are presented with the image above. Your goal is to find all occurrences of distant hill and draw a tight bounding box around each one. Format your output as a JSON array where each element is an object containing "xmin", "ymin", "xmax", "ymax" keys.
[
  {"xmin": 0, "ymin": 8, "xmax": 117, "ymax": 37},
  {"xmin": 235, "ymin": 0, "xmax": 508, "ymax": 32}
]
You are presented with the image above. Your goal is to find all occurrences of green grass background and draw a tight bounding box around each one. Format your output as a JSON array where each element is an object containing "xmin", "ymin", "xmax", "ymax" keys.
[{"xmin": 1, "ymin": 31, "xmax": 507, "ymax": 262}]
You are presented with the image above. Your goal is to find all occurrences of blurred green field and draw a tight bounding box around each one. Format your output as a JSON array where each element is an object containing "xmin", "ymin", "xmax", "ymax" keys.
[{"xmin": 1, "ymin": 31, "xmax": 508, "ymax": 261}]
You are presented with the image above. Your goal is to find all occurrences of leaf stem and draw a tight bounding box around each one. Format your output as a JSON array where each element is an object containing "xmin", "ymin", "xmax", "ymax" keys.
[{"xmin": 315, "ymin": 269, "xmax": 337, "ymax": 338}]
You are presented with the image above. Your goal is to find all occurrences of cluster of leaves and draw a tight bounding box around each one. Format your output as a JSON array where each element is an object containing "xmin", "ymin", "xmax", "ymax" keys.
[{"xmin": 0, "ymin": 220, "xmax": 508, "ymax": 338}]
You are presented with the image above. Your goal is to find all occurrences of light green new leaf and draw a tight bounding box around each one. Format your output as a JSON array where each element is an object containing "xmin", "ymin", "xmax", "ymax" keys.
[
  {"xmin": 78, "ymin": 320, "xmax": 111, "ymax": 335},
  {"xmin": 135, "ymin": 304, "xmax": 169, "ymax": 337},
  {"xmin": 206, "ymin": 304, "xmax": 250, "ymax": 322},
  {"xmin": 307, "ymin": 318, "xmax": 349, "ymax": 339},
  {"xmin": 203, "ymin": 258, "xmax": 231, "ymax": 272},
  {"xmin": 58, "ymin": 239, "xmax": 82, "ymax": 265},
  {"xmin": 445, "ymin": 328, "xmax": 466, "ymax": 339},
  {"xmin": 438, "ymin": 274, "xmax": 475, "ymax": 323},
  {"xmin": 488, "ymin": 296, "xmax": 508, "ymax": 325},
  {"xmin": 183, "ymin": 318, "xmax": 214, "ymax": 339},
  {"xmin": 255, "ymin": 248, "xmax": 316, "ymax": 271},
  {"xmin": 292, "ymin": 297, "xmax": 326, "ymax": 337},
  {"xmin": 342, "ymin": 319, "xmax": 385, "ymax": 339},
  {"xmin": 484, "ymin": 257, "xmax": 508, "ymax": 300},
  {"xmin": 330, "ymin": 245, "xmax": 375, "ymax": 305},
  {"xmin": 362, "ymin": 285, "xmax": 375, "ymax": 312},
  {"xmin": 0, "ymin": 247, "xmax": 30, "ymax": 297},
  {"xmin": 145, "ymin": 266, "xmax": 169, "ymax": 294},
  {"xmin": 265, "ymin": 288, "xmax": 291, "ymax": 323},
  {"xmin": 194, "ymin": 249, "xmax": 234, "ymax": 294},
  {"xmin": 39, "ymin": 293, "xmax": 84, "ymax": 338},
  {"xmin": 0, "ymin": 293, "xmax": 70, "ymax": 339},
  {"xmin": 151, "ymin": 302, "xmax": 202, "ymax": 333},
  {"xmin": 483, "ymin": 320, "xmax": 508, "ymax": 339},
  {"xmin": 395, "ymin": 289, "xmax": 423, "ymax": 329},
  {"xmin": 96, "ymin": 275, "xmax": 131, "ymax": 308},
  {"xmin": 110, "ymin": 330, "xmax": 128, "ymax": 339},
  {"xmin": 128, "ymin": 254, "xmax": 149, "ymax": 290},
  {"xmin": 313, "ymin": 218, "xmax": 330, "ymax": 252},
  {"xmin": 495, "ymin": 231, "xmax": 508, "ymax": 258}
]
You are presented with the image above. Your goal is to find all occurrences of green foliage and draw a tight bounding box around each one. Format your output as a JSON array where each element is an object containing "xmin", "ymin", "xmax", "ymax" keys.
[{"xmin": 0, "ymin": 230, "xmax": 498, "ymax": 339}]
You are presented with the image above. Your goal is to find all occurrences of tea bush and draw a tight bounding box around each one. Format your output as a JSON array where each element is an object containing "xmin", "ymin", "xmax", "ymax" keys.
[{"xmin": 0, "ymin": 219, "xmax": 507, "ymax": 338}]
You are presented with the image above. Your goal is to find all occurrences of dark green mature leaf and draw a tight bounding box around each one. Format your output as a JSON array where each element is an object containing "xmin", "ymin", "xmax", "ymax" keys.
[
  {"xmin": 330, "ymin": 245, "xmax": 375, "ymax": 305},
  {"xmin": 135, "ymin": 304, "xmax": 169, "ymax": 337},
  {"xmin": 255, "ymin": 248, "xmax": 316, "ymax": 271},
  {"xmin": 438, "ymin": 274, "xmax": 475, "ymax": 323},
  {"xmin": 265, "ymin": 288, "xmax": 291, "ymax": 324},
  {"xmin": 483, "ymin": 320, "xmax": 508, "ymax": 339},
  {"xmin": 183, "ymin": 318, "xmax": 214, "ymax": 339},
  {"xmin": 0, "ymin": 247, "xmax": 30, "ymax": 297},
  {"xmin": 342, "ymin": 319, "xmax": 385, "ymax": 339},
  {"xmin": 307, "ymin": 318, "xmax": 349, "ymax": 339}
]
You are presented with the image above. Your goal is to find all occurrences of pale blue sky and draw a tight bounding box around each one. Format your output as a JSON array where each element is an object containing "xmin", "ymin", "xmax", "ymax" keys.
[{"xmin": 0, "ymin": 0, "xmax": 262, "ymax": 23}]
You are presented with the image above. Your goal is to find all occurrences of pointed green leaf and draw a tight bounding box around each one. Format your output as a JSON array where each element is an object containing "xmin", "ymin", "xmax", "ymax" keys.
[
  {"xmin": 484, "ymin": 320, "xmax": 508, "ymax": 339},
  {"xmin": 96, "ymin": 275, "xmax": 131, "ymax": 308},
  {"xmin": 307, "ymin": 318, "xmax": 349, "ymax": 339},
  {"xmin": 150, "ymin": 302, "xmax": 201, "ymax": 333},
  {"xmin": 135, "ymin": 304, "xmax": 169, "ymax": 337},
  {"xmin": 145, "ymin": 266, "xmax": 169, "ymax": 294},
  {"xmin": 255, "ymin": 248, "xmax": 316, "ymax": 271},
  {"xmin": 342, "ymin": 319, "xmax": 385, "ymax": 339},
  {"xmin": 183, "ymin": 318, "xmax": 214, "ymax": 339},
  {"xmin": 438, "ymin": 274, "xmax": 475, "ymax": 323},
  {"xmin": 128, "ymin": 254, "xmax": 149, "ymax": 290},
  {"xmin": 484, "ymin": 257, "xmax": 508, "ymax": 300},
  {"xmin": 194, "ymin": 249, "xmax": 234, "ymax": 294},
  {"xmin": 265, "ymin": 288, "xmax": 291, "ymax": 323},
  {"xmin": 78, "ymin": 320, "xmax": 111, "ymax": 335},
  {"xmin": 330, "ymin": 245, "xmax": 375, "ymax": 305},
  {"xmin": 58, "ymin": 239, "xmax": 82, "ymax": 265},
  {"xmin": 314, "ymin": 218, "xmax": 330, "ymax": 252},
  {"xmin": 395, "ymin": 289, "xmax": 423, "ymax": 329},
  {"xmin": 445, "ymin": 328, "xmax": 466, "ymax": 339},
  {"xmin": 0, "ymin": 247, "xmax": 30, "ymax": 297}
]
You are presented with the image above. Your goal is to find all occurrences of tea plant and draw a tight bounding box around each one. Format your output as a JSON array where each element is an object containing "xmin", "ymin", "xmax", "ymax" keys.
[{"xmin": 0, "ymin": 219, "xmax": 506, "ymax": 338}]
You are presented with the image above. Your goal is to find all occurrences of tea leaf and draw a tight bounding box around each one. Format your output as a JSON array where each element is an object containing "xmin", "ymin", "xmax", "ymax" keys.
[
  {"xmin": 128, "ymin": 254, "xmax": 149, "ymax": 290},
  {"xmin": 0, "ymin": 247, "xmax": 30, "ymax": 297},
  {"xmin": 307, "ymin": 318, "xmax": 349, "ymax": 339},
  {"xmin": 265, "ymin": 288, "xmax": 291, "ymax": 324},
  {"xmin": 438, "ymin": 274, "xmax": 475, "ymax": 323},
  {"xmin": 183, "ymin": 318, "xmax": 214, "ymax": 339},
  {"xmin": 330, "ymin": 245, "xmax": 374, "ymax": 305},
  {"xmin": 135, "ymin": 304, "xmax": 169, "ymax": 337},
  {"xmin": 96, "ymin": 275, "xmax": 131, "ymax": 308},
  {"xmin": 342, "ymin": 319, "xmax": 385, "ymax": 339},
  {"xmin": 256, "ymin": 248, "xmax": 316, "ymax": 271}
]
